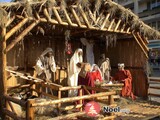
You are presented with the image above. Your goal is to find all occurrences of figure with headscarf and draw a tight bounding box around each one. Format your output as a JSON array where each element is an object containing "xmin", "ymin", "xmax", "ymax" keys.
[
  {"xmin": 68, "ymin": 48, "xmax": 83, "ymax": 97},
  {"xmin": 112, "ymin": 63, "xmax": 136, "ymax": 100},
  {"xmin": 35, "ymin": 48, "xmax": 56, "ymax": 82}
]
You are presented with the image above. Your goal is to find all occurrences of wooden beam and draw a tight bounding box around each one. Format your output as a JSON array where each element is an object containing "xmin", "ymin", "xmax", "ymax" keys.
[
  {"xmin": 32, "ymin": 91, "xmax": 116, "ymax": 107},
  {"xmin": 0, "ymin": 27, "xmax": 7, "ymax": 119},
  {"xmin": 120, "ymin": 24, "xmax": 125, "ymax": 32},
  {"xmin": 137, "ymin": 32, "xmax": 149, "ymax": 44},
  {"xmin": 63, "ymin": 7, "xmax": 78, "ymax": 27},
  {"xmin": 101, "ymin": 13, "xmax": 110, "ymax": 30},
  {"xmin": 78, "ymin": 5, "xmax": 92, "ymax": 28},
  {"xmin": 52, "ymin": 7, "xmax": 68, "ymax": 25},
  {"xmin": 43, "ymin": 8, "xmax": 51, "ymax": 21},
  {"xmin": 136, "ymin": 32, "xmax": 149, "ymax": 52},
  {"xmin": 6, "ymin": 20, "xmax": 40, "ymax": 52},
  {"xmin": 132, "ymin": 32, "xmax": 148, "ymax": 58},
  {"xmin": 126, "ymin": 27, "xmax": 130, "ymax": 33},
  {"xmin": 108, "ymin": 19, "xmax": 115, "ymax": 31},
  {"xmin": 59, "ymin": 86, "xmax": 81, "ymax": 91},
  {"xmin": 70, "ymin": 6, "xmax": 87, "ymax": 28},
  {"xmin": 5, "ymin": 18, "xmax": 29, "ymax": 41},
  {"xmin": 114, "ymin": 19, "xmax": 121, "ymax": 31}
]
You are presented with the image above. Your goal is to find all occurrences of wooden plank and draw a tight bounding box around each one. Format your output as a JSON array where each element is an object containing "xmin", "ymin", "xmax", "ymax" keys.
[
  {"xmin": 41, "ymin": 92, "xmax": 58, "ymax": 99},
  {"xmin": 59, "ymin": 86, "xmax": 81, "ymax": 91},
  {"xmin": 150, "ymin": 86, "xmax": 160, "ymax": 89},
  {"xmin": 6, "ymin": 20, "xmax": 40, "ymax": 52},
  {"xmin": 150, "ymin": 79, "xmax": 160, "ymax": 82}
]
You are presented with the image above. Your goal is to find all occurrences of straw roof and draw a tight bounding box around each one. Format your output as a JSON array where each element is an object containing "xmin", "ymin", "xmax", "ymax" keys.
[{"xmin": 0, "ymin": 0, "xmax": 160, "ymax": 39}]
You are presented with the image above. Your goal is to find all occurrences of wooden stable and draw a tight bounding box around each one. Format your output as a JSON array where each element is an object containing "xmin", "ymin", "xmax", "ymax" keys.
[{"xmin": 0, "ymin": 0, "xmax": 160, "ymax": 119}]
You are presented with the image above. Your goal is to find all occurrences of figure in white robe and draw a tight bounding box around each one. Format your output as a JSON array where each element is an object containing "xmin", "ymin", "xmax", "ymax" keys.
[
  {"xmin": 80, "ymin": 38, "xmax": 95, "ymax": 65},
  {"xmin": 68, "ymin": 48, "xmax": 83, "ymax": 97}
]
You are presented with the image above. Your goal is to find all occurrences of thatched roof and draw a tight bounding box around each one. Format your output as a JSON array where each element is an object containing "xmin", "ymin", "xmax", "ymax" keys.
[{"xmin": 0, "ymin": 0, "xmax": 160, "ymax": 39}]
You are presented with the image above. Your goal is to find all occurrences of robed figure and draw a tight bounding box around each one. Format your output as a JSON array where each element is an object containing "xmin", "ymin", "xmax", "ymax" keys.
[
  {"xmin": 68, "ymin": 48, "xmax": 83, "ymax": 97},
  {"xmin": 112, "ymin": 63, "xmax": 135, "ymax": 100}
]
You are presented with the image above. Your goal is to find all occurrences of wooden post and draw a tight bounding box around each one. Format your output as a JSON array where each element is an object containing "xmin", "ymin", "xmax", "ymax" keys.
[
  {"xmin": 58, "ymin": 90, "xmax": 61, "ymax": 108},
  {"xmin": 79, "ymin": 88, "xmax": 83, "ymax": 112},
  {"xmin": 0, "ymin": 26, "xmax": 7, "ymax": 119},
  {"xmin": 26, "ymin": 99, "xmax": 35, "ymax": 120},
  {"xmin": 108, "ymin": 95, "xmax": 114, "ymax": 120}
]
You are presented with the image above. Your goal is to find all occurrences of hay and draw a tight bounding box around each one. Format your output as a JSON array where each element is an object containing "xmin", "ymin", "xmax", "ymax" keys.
[{"xmin": 0, "ymin": 7, "xmax": 8, "ymax": 28}]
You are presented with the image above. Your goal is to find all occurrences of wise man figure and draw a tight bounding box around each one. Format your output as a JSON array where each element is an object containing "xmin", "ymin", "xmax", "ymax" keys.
[
  {"xmin": 68, "ymin": 48, "xmax": 83, "ymax": 97},
  {"xmin": 35, "ymin": 47, "xmax": 56, "ymax": 82}
]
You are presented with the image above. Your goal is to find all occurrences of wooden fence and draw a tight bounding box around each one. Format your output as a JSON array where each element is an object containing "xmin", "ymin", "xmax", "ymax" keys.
[{"xmin": 3, "ymin": 69, "xmax": 117, "ymax": 120}]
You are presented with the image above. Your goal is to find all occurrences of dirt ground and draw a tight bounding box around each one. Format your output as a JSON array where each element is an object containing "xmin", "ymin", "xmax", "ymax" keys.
[{"xmin": 114, "ymin": 97, "xmax": 160, "ymax": 120}]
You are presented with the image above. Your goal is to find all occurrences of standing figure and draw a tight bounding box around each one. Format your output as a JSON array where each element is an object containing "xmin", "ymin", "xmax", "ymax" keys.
[
  {"xmin": 112, "ymin": 63, "xmax": 135, "ymax": 100},
  {"xmin": 100, "ymin": 58, "xmax": 111, "ymax": 82},
  {"xmin": 68, "ymin": 48, "xmax": 83, "ymax": 97},
  {"xmin": 80, "ymin": 38, "xmax": 95, "ymax": 66},
  {"xmin": 35, "ymin": 47, "xmax": 56, "ymax": 82}
]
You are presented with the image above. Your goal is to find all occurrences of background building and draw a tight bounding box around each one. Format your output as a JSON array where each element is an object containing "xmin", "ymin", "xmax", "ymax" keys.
[{"xmin": 114, "ymin": 0, "xmax": 160, "ymax": 31}]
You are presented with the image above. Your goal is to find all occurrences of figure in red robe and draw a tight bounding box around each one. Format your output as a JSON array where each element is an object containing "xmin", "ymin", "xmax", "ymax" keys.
[
  {"xmin": 112, "ymin": 63, "xmax": 136, "ymax": 100},
  {"xmin": 78, "ymin": 64, "xmax": 102, "ymax": 94}
]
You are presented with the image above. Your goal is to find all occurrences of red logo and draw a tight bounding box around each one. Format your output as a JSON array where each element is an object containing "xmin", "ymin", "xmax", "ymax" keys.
[{"xmin": 84, "ymin": 101, "xmax": 101, "ymax": 117}]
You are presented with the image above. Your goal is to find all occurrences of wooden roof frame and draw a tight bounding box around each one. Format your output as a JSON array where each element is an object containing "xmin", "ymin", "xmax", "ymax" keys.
[{"xmin": 0, "ymin": 0, "xmax": 160, "ymax": 118}]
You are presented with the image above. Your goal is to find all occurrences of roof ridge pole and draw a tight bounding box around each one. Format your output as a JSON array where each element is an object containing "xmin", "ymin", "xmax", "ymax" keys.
[{"xmin": 0, "ymin": 26, "xmax": 7, "ymax": 119}]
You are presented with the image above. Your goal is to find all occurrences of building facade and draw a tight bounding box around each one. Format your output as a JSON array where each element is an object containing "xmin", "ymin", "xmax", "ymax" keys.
[{"xmin": 114, "ymin": 0, "xmax": 160, "ymax": 31}]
